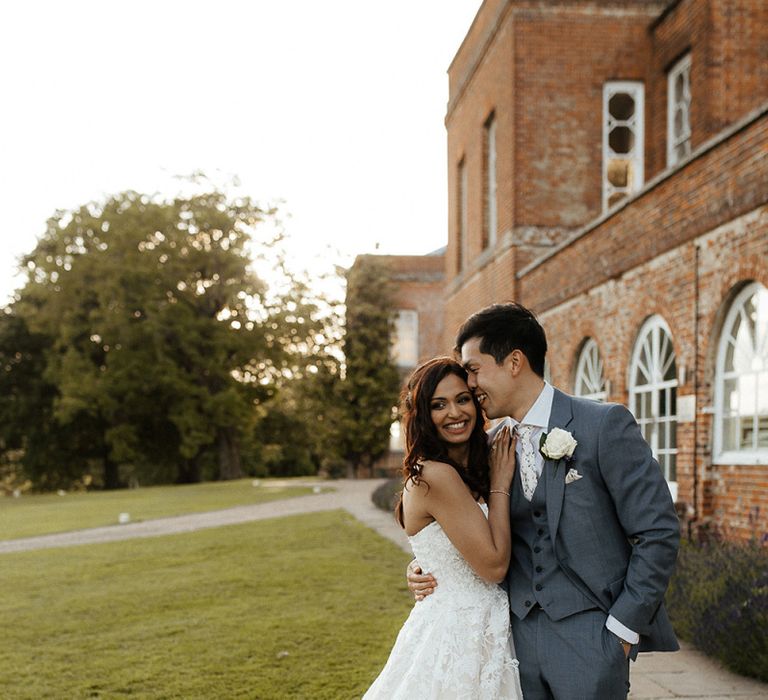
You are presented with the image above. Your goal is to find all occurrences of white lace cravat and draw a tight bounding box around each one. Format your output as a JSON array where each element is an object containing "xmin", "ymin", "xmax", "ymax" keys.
[{"xmin": 517, "ymin": 425, "xmax": 538, "ymax": 501}]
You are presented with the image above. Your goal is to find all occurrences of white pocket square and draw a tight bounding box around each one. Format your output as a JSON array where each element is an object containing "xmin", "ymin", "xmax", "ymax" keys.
[{"xmin": 565, "ymin": 468, "xmax": 583, "ymax": 484}]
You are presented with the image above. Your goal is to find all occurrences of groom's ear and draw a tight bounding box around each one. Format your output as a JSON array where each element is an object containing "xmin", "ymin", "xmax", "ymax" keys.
[{"xmin": 504, "ymin": 349, "xmax": 525, "ymax": 377}]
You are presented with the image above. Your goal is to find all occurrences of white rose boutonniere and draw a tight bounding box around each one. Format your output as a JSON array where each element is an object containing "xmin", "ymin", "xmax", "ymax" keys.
[{"xmin": 539, "ymin": 428, "xmax": 577, "ymax": 472}]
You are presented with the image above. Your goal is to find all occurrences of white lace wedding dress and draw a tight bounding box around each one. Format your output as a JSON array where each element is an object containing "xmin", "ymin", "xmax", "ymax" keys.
[{"xmin": 363, "ymin": 504, "xmax": 523, "ymax": 699}]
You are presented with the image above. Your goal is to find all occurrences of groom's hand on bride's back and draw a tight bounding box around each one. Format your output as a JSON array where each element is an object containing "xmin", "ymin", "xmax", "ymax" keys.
[{"xmin": 407, "ymin": 559, "xmax": 437, "ymax": 601}]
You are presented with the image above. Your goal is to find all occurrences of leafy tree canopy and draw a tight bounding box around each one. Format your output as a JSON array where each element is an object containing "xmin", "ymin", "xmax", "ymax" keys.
[{"xmin": 2, "ymin": 187, "xmax": 335, "ymax": 488}]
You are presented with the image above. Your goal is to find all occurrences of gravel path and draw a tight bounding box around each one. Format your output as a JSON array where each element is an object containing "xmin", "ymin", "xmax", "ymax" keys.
[{"xmin": 0, "ymin": 479, "xmax": 408, "ymax": 554}]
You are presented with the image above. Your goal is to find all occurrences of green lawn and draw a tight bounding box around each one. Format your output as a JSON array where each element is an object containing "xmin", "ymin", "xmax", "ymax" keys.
[
  {"xmin": 0, "ymin": 510, "xmax": 413, "ymax": 699},
  {"xmin": 0, "ymin": 478, "xmax": 328, "ymax": 541}
]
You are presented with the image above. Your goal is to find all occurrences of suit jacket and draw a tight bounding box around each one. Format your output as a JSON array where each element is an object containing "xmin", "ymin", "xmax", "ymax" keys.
[{"xmin": 494, "ymin": 388, "xmax": 680, "ymax": 653}]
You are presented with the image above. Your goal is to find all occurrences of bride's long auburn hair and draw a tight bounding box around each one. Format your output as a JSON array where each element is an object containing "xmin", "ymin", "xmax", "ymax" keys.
[{"xmin": 394, "ymin": 357, "xmax": 490, "ymax": 528}]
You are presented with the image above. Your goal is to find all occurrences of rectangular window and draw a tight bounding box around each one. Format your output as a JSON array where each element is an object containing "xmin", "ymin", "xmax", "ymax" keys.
[
  {"xmin": 667, "ymin": 53, "xmax": 692, "ymax": 166},
  {"xmin": 457, "ymin": 158, "xmax": 467, "ymax": 271},
  {"xmin": 392, "ymin": 310, "xmax": 419, "ymax": 368},
  {"xmin": 602, "ymin": 82, "xmax": 644, "ymax": 210},
  {"xmin": 483, "ymin": 114, "xmax": 497, "ymax": 248}
]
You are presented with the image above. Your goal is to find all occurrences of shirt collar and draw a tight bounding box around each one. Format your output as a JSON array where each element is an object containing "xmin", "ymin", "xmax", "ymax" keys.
[{"xmin": 507, "ymin": 381, "xmax": 554, "ymax": 430}]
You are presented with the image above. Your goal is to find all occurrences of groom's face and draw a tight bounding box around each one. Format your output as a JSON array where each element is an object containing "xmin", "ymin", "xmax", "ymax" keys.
[{"xmin": 460, "ymin": 337, "xmax": 516, "ymax": 420}]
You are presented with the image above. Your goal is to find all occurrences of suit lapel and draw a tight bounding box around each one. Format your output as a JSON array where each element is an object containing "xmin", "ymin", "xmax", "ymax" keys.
[{"xmin": 545, "ymin": 388, "xmax": 574, "ymax": 545}]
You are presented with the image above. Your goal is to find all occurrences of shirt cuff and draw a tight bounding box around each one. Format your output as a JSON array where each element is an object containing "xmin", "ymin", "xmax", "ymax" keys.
[{"xmin": 605, "ymin": 615, "xmax": 640, "ymax": 645}]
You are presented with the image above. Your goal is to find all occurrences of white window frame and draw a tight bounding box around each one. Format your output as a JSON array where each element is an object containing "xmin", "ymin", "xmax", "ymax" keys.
[
  {"xmin": 389, "ymin": 419, "xmax": 405, "ymax": 452},
  {"xmin": 484, "ymin": 115, "xmax": 497, "ymax": 248},
  {"xmin": 629, "ymin": 315, "xmax": 678, "ymax": 500},
  {"xmin": 391, "ymin": 309, "xmax": 419, "ymax": 368},
  {"xmin": 713, "ymin": 282, "xmax": 768, "ymax": 465},
  {"xmin": 667, "ymin": 53, "xmax": 692, "ymax": 167},
  {"xmin": 458, "ymin": 158, "xmax": 468, "ymax": 271},
  {"xmin": 603, "ymin": 81, "xmax": 645, "ymax": 210},
  {"xmin": 574, "ymin": 338, "xmax": 608, "ymax": 401}
]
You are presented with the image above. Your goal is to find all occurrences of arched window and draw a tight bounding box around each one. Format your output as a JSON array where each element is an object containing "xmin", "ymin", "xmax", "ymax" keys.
[
  {"xmin": 574, "ymin": 338, "xmax": 607, "ymax": 401},
  {"xmin": 714, "ymin": 282, "xmax": 768, "ymax": 463},
  {"xmin": 629, "ymin": 316, "xmax": 678, "ymax": 499}
]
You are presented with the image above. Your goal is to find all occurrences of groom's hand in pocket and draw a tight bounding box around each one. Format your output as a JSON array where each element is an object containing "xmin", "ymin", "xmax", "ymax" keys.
[{"xmin": 407, "ymin": 559, "xmax": 437, "ymax": 601}]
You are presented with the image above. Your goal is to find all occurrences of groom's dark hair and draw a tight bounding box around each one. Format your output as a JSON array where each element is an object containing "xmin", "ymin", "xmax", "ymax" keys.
[{"xmin": 454, "ymin": 302, "xmax": 547, "ymax": 377}]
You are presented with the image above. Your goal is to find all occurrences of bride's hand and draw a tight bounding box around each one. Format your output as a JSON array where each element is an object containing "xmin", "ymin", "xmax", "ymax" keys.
[{"xmin": 489, "ymin": 426, "xmax": 516, "ymax": 493}]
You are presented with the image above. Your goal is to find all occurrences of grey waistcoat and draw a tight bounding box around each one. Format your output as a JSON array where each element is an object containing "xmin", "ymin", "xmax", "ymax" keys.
[{"xmin": 506, "ymin": 466, "xmax": 595, "ymax": 621}]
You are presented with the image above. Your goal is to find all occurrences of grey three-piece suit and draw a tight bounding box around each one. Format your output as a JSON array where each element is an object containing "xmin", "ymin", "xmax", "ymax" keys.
[{"xmin": 499, "ymin": 388, "xmax": 680, "ymax": 699}]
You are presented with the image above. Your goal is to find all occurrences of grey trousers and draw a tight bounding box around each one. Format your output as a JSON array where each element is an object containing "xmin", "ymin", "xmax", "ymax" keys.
[{"xmin": 512, "ymin": 607, "xmax": 631, "ymax": 699}]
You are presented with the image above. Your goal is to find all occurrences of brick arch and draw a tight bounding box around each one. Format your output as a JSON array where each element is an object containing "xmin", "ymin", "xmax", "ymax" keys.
[
  {"xmin": 701, "ymin": 275, "xmax": 768, "ymax": 467},
  {"xmin": 620, "ymin": 308, "xmax": 682, "ymax": 399},
  {"xmin": 543, "ymin": 314, "xmax": 606, "ymax": 391},
  {"xmin": 567, "ymin": 328, "xmax": 612, "ymax": 395},
  {"xmin": 700, "ymin": 257, "xmax": 768, "ymax": 386}
]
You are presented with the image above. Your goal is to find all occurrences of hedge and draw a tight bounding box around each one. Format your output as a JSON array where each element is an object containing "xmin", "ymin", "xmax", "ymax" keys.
[
  {"xmin": 666, "ymin": 537, "xmax": 768, "ymax": 682},
  {"xmin": 371, "ymin": 477, "xmax": 402, "ymax": 513}
]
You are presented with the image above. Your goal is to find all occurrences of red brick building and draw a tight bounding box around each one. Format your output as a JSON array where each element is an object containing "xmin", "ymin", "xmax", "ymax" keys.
[{"xmin": 354, "ymin": 0, "xmax": 768, "ymax": 538}]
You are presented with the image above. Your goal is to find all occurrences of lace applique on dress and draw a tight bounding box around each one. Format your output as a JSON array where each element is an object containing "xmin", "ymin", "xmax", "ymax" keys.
[{"xmin": 363, "ymin": 503, "xmax": 523, "ymax": 700}]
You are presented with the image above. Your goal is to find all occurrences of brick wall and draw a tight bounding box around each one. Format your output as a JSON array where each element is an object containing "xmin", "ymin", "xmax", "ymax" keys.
[
  {"xmin": 536, "ymin": 202, "xmax": 768, "ymax": 541},
  {"xmin": 517, "ymin": 107, "xmax": 768, "ymax": 310}
]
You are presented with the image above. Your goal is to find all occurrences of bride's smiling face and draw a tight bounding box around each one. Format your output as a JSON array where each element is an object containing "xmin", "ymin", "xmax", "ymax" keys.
[{"xmin": 429, "ymin": 373, "xmax": 477, "ymax": 446}]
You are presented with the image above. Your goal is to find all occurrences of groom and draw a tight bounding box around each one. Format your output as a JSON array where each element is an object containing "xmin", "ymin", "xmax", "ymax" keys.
[{"xmin": 409, "ymin": 303, "xmax": 680, "ymax": 699}]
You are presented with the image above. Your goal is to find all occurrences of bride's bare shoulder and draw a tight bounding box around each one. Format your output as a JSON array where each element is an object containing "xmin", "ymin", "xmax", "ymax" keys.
[{"xmin": 407, "ymin": 461, "xmax": 463, "ymax": 492}]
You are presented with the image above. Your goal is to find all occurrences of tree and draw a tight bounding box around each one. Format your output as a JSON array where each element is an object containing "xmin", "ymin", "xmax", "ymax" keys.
[
  {"xmin": 337, "ymin": 255, "xmax": 400, "ymax": 477},
  {"xmin": 6, "ymin": 188, "xmax": 327, "ymax": 488},
  {"xmin": 0, "ymin": 308, "xmax": 91, "ymax": 490}
]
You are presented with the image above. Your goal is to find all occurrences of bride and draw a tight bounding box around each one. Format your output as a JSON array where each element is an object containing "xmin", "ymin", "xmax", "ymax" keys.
[{"xmin": 364, "ymin": 357, "xmax": 523, "ymax": 699}]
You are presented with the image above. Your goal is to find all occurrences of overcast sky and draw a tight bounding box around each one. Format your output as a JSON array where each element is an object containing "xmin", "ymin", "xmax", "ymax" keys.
[{"xmin": 0, "ymin": 0, "xmax": 482, "ymax": 302}]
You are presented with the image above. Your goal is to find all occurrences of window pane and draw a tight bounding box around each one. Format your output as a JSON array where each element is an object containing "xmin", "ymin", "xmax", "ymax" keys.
[
  {"xmin": 674, "ymin": 109, "xmax": 685, "ymax": 136},
  {"xmin": 668, "ymin": 452, "xmax": 677, "ymax": 482},
  {"xmin": 723, "ymin": 377, "xmax": 739, "ymax": 415},
  {"xmin": 609, "ymin": 93, "xmax": 635, "ymax": 119},
  {"xmin": 642, "ymin": 391, "xmax": 652, "ymax": 420},
  {"xmin": 607, "ymin": 160, "xmax": 630, "ymax": 186},
  {"xmin": 609, "ymin": 127, "xmax": 634, "ymax": 154},
  {"xmin": 724, "ymin": 337, "xmax": 737, "ymax": 372},
  {"xmin": 664, "ymin": 357, "xmax": 677, "ymax": 382},
  {"xmin": 392, "ymin": 310, "xmax": 419, "ymax": 367},
  {"xmin": 674, "ymin": 74, "xmax": 685, "ymax": 102},
  {"xmin": 670, "ymin": 420, "xmax": 677, "ymax": 453},
  {"xmin": 608, "ymin": 192, "xmax": 626, "ymax": 207},
  {"xmin": 758, "ymin": 415, "xmax": 768, "ymax": 449},
  {"xmin": 723, "ymin": 415, "xmax": 740, "ymax": 452},
  {"xmin": 739, "ymin": 415, "xmax": 755, "ymax": 450}
]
